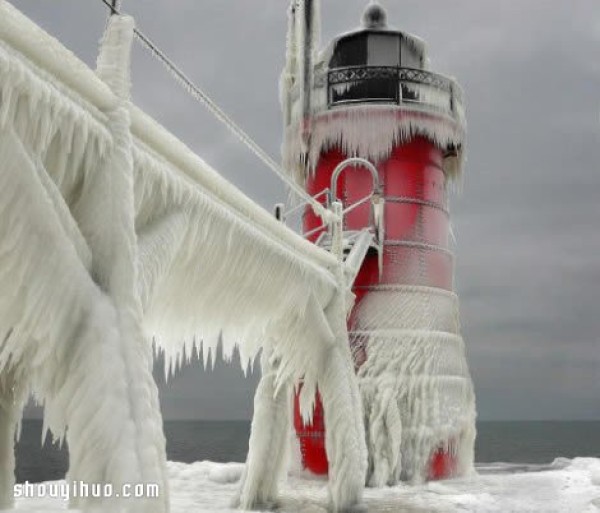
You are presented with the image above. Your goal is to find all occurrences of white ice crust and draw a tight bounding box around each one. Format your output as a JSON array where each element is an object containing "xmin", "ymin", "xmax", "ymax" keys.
[{"xmin": 9, "ymin": 458, "xmax": 600, "ymax": 513}]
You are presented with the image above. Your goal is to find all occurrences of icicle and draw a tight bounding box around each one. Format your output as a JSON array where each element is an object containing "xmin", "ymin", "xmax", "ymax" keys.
[
  {"xmin": 134, "ymin": 141, "xmax": 341, "ymax": 389},
  {"xmin": 283, "ymin": 104, "xmax": 466, "ymax": 184}
]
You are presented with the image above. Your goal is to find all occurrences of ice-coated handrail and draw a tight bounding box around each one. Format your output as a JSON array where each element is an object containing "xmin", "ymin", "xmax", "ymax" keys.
[
  {"xmin": 0, "ymin": 1, "xmax": 338, "ymax": 271},
  {"xmin": 98, "ymin": 0, "xmax": 336, "ymax": 223}
]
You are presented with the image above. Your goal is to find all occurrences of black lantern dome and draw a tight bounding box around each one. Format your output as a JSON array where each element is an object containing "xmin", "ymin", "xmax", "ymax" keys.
[
  {"xmin": 328, "ymin": 6, "xmax": 426, "ymax": 71},
  {"xmin": 362, "ymin": 2, "xmax": 388, "ymax": 30}
]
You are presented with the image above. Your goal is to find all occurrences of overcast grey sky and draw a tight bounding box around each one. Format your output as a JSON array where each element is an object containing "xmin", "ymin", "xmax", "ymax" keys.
[{"xmin": 15, "ymin": 0, "xmax": 600, "ymax": 421}]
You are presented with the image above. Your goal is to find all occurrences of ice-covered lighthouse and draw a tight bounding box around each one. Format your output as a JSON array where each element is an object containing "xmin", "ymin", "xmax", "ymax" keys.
[{"xmin": 282, "ymin": 1, "xmax": 477, "ymax": 484}]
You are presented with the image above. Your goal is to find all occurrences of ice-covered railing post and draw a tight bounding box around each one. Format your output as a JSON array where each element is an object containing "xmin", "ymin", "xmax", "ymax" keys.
[
  {"xmin": 283, "ymin": 0, "xmax": 477, "ymax": 485},
  {"xmin": 0, "ymin": 9, "xmax": 168, "ymax": 512},
  {"xmin": 237, "ymin": 199, "xmax": 367, "ymax": 512},
  {"xmin": 317, "ymin": 200, "xmax": 369, "ymax": 510},
  {"xmin": 76, "ymin": 14, "xmax": 169, "ymax": 512}
]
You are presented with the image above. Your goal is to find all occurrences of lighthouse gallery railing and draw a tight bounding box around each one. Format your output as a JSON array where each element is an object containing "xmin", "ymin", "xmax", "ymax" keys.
[{"xmin": 324, "ymin": 65, "xmax": 464, "ymax": 119}]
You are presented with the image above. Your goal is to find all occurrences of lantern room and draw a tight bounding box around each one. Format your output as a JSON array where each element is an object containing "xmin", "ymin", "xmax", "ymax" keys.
[{"xmin": 326, "ymin": 3, "xmax": 427, "ymax": 106}]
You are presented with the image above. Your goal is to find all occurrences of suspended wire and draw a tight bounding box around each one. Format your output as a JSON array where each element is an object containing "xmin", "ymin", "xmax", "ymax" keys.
[
  {"xmin": 304, "ymin": 222, "xmax": 329, "ymax": 239},
  {"xmin": 342, "ymin": 193, "xmax": 373, "ymax": 216},
  {"xmin": 98, "ymin": 0, "xmax": 333, "ymax": 221},
  {"xmin": 103, "ymin": 0, "xmax": 118, "ymax": 15},
  {"xmin": 283, "ymin": 188, "xmax": 328, "ymax": 218}
]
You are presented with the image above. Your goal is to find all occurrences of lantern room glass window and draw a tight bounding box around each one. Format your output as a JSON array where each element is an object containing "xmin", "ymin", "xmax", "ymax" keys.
[
  {"xmin": 329, "ymin": 34, "xmax": 368, "ymax": 68},
  {"xmin": 400, "ymin": 38, "xmax": 422, "ymax": 69},
  {"xmin": 327, "ymin": 31, "xmax": 430, "ymax": 106},
  {"xmin": 329, "ymin": 33, "xmax": 400, "ymax": 105},
  {"xmin": 368, "ymin": 34, "xmax": 400, "ymax": 66}
]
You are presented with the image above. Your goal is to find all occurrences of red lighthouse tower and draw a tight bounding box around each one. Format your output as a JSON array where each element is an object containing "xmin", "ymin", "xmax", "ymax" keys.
[{"xmin": 282, "ymin": 1, "xmax": 476, "ymax": 484}]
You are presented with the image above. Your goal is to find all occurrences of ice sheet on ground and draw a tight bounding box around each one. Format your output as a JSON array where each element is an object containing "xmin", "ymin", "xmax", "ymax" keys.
[{"xmin": 9, "ymin": 458, "xmax": 600, "ymax": 513}]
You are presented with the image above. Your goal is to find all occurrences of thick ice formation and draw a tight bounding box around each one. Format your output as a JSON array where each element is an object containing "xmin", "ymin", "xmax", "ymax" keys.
[
  {"xmin": 353, "ymin": 286, "xmax": 476, "ymax": 484},
  {"xmin": 0, "ymin": 11, "xmax": 168, "ymax": 513},
  {"xmin": 0, "ymin": 3, "xmax": 366, "ymax": 512}
]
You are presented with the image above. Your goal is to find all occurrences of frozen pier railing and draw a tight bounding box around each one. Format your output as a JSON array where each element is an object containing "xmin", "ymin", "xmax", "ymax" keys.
[{"xmin": 0, "ymin": 2, "xmax": 366, "ymax": 512}]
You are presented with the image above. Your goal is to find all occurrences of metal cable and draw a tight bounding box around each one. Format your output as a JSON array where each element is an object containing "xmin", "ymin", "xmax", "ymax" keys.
[
  {"xmin": 342, "ymin": 193, "xmax": 373, "ymax": 215},
  {"xmin": 283, "ymin": 188, "xmax": 329, "ymax": 218},
  {"xmin": 303, "ymin": 223, "xmax": 328, "ymax": 239},
  {"xmin": 98, "ymin": 0, "xmax": 333, "ymax": 221}
]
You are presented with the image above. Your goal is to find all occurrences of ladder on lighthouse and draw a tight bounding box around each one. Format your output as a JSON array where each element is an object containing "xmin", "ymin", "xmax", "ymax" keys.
[{"xmin": 275, "ymin": 156, "xmax": 385, "ymax": 288}]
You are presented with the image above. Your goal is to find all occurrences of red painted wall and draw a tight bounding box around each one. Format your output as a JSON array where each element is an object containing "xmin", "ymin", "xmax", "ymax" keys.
[{"xmin": 295, "ymin": 136, "xmax": 456, "ymax": 478}]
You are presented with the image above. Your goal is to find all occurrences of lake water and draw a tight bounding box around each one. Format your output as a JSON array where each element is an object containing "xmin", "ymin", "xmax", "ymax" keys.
[{"xmin": 14, "ymin": 420, "xmax": 600, "ymax": 483}]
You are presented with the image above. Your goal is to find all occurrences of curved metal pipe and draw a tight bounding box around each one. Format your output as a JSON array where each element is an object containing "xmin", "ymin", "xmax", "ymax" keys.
[
  {"xmin": 330, "ymin": 157, "xmax": 381, "ymax": 204},
  {"xmin": 329, "ymin": 157, "xmax": 385, "ymax": 278}
]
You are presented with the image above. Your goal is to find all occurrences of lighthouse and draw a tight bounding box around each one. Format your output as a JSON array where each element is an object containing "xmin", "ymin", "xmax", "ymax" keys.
[{"xmin": 282, "ymin": 1, "xmax": 476, "ymax": 484}]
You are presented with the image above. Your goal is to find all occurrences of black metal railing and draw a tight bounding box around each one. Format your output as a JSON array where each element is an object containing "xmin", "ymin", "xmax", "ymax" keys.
[{"xmin": 326, "ymin": 65, "xmax": 463, "ymax": 118}]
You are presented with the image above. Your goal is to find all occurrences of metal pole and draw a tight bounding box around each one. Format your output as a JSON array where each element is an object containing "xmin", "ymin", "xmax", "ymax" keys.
[
  {"xmin": 302, "ymin": 0, "xmax": 314, "ymax": 123},
  {"xmin": 273, "ymin": 203, "xmax": 285, "ymax": 223},
  {"xmin": 330, "ymin": 202, "xmax": 344, "ymax": 262}
]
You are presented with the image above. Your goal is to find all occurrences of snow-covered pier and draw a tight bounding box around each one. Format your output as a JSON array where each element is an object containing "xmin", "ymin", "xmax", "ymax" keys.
[
  {"xmin": 0, "ymin": 1, "xmax": 482, "ymax": 512},
  {"xmin": 0, "ymin": 2, "xmax": 366, "ymax": 511}
]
